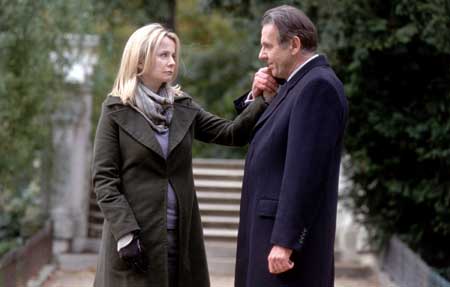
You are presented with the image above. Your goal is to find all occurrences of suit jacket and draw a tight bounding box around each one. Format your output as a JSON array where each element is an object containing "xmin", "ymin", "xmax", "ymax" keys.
[
  {"xmin": 92, "ymin": 94, "xmax": 267, "ymax": 287},
  {"xmin": 235, "ymin": 55, "xmax": 348, "ymax": 287}
]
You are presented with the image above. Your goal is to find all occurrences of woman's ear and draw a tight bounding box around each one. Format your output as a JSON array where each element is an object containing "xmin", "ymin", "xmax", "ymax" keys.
[{"xmin": 137, "ymin": 62, "xmax": 144, "ymax": 73}]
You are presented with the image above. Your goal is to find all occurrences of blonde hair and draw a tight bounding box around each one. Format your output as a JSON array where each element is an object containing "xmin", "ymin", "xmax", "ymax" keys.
[{"xmin": 111, "ymin": 23, "xmax": 182, "ymax": 104}]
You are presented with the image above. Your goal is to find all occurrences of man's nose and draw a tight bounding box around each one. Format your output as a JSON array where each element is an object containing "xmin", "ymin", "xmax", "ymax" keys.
[{"xmin": 258, "ymin": 49, "xmax": 266, "ymax": 62}]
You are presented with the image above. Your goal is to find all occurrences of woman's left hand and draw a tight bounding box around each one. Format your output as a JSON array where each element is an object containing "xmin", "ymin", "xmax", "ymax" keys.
[{"xmin": 118, "ymin": 235, "xmax": 149, "ymax": 273}]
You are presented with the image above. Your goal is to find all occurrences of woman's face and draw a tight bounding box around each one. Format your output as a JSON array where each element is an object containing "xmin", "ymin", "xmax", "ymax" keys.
[{"xmin": 141, "ymin": 36, "xmax": 176, "ymax": 91}]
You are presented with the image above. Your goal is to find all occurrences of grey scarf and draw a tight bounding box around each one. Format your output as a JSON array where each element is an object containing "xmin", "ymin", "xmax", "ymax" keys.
[{"xmin": 135, "ymin": 83, "xmax": 174, "ymax": 134}]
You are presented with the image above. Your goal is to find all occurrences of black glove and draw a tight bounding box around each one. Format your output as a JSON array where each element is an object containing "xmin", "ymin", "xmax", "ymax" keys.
[{"xmin": 118, "ymin": 234, "xmax": 148, "ymax": 273}]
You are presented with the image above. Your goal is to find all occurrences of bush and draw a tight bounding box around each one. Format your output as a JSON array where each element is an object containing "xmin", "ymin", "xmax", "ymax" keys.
[
  {"xmin": 318, "ymin": 0, "xmax": 450, "ymax": 279},
  {"xmin": 0, "ymin": 0, "xmax": 90, "ymax": 256}
]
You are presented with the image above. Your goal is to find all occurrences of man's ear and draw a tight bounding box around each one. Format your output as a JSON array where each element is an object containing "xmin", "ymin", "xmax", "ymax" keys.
[{"xmin": 290, "ymin": 36, "xmax": 302, "ymax": 56}]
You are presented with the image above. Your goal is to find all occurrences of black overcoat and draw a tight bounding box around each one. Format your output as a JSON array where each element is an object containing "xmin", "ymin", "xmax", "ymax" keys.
[
  {"xmin": 235, "ymin": 55, "xmax": 348, "ymax": 287},
  {"xmin": 92, "ymin": 94, "xmax": 267, "ymax": 287}
]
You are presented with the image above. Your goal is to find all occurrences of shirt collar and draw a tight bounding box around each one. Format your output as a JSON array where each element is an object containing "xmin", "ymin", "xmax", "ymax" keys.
[{"xmin": 287, "ymin": 54, "xmax": 320, "ymax": 82}]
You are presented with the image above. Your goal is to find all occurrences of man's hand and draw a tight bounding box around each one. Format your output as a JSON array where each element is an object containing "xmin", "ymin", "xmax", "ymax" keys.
[
  {"xmin": 268, "ymin": 245, "xmax": 294, "ymax": 274},
  {"xmin": 252, "ymin": 67, "xmax": 278, "ymax": 99}
]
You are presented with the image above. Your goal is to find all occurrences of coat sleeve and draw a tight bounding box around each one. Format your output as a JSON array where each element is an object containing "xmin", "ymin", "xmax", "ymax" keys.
[
  {"xmin": 92, "ymin": 104, "xmax": 140, "ymax": 241},
  {"xmin": 270, "ymin": 79, "xmax": 345, "ymax": 251},
  {"xmin": 233, "ymin": 91, "xmax": 252, "ymax": 115},
  {"xmin": 194, "ymin": 96, "xmax": 267, "ymax": 146}
]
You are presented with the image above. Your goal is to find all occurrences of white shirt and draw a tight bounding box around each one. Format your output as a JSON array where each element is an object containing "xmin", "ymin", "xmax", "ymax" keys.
[{"xmin": 287, "ymin": 54, "xmax": 319, "ymax": 82}]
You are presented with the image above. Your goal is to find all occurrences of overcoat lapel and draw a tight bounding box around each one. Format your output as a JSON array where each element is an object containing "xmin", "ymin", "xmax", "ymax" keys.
[
  {"xmin": 254, "ymin": 83, "xmax": 289, "ymax": 130},
  {"xmin": 254, "ymin": 55, "xmax": 330, "ymax": 130},
  {"xmin": 109, "ymin": 107, "xmax": 165, "ymax": 159},
  {"xmin": 168, "ymin": 102, "xmax": 197, "ymax": 155}
]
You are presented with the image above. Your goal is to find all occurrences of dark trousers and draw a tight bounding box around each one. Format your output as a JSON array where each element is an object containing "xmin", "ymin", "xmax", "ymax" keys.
[{"xmin": 167, "ymin": 229, "xmax": 178, "ymax": 287}]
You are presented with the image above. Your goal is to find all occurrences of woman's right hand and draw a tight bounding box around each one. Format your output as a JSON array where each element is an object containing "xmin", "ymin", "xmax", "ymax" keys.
[{"xmin": 118, "ymin": 234, "xmax": 148, "ymax": 273}]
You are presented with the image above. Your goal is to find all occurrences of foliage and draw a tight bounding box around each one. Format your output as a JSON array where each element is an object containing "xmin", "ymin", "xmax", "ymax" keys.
[
  {"xmin": 0, "ymin": 0, "xmax": 90, "ymax": 255},
  {"xmin": 320, "ymin": 0, "xmax": 450, "ymax": 279},
  {"xmin": 0, "ymin": 180, "xmax": 44, "ymax": 256},
  {"xmin": 178, "ymin": 0, "xmax": 262, "ymax": 157}
]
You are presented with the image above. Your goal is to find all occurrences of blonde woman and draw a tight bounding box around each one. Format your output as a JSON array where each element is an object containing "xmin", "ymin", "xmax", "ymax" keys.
[{"xmin": 92, "ymin": 23, "xmax": 276, "ymax": 287}]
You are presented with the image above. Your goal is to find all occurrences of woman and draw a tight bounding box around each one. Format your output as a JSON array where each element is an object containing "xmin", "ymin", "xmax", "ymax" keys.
[{"xmin": 92, "ymin": 23, "xmax": 273, "ymax": 287}]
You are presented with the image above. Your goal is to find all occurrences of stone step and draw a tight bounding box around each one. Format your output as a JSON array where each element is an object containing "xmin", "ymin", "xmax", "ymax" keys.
[
  {"xmin": 199, "ymin": 203, "xmax": 240, "ymax": 216},
  {"xmin": 203, "ymin": 228, "xmax": 238, "ymax": 241},
  {"xmin": 335, "ymin": 261, "xmax": 374, "ymax": 279},
  {"xmin": 195, "ymin": 180, "xmax": 242, "ymax": 192},
  {"xmin": 56, "ymin": 253, "xmax": 97, "ymax": 271},
  {"xmin": 201, "ymin": 215, "xmax": 239, "ymax": 229},
  {"xmin": 206, "ymin": 251, "xmax": 357, "ymax": 277},
  {"xmin": 207, "ymin": 256, "xmax": 236, "ymax": 276},
  {"xmin": 193, "ymin": 168, "xmax": 244, "ymax": 181},
  {"xmin": 88, "ymin": 211, "xmax": 104, "ymax": 224},
  {"xmin": 193, "ymin": 158, "xmax": 245, "ymax": 169},
  {"xmin": 87, "ymin": 224, "xmax": 103, "ymax": 239},
  {"xmin": 205, "ymin": 241, "xmax": 237, "ymax": 258},
  {"xmin": 197, "ymin": 191, "xmax": 241, "ymax": 204}
]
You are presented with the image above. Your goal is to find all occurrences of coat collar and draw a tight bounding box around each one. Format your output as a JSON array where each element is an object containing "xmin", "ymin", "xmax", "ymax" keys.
[
  {"xmin": 105, "ymin": 95, "xmax": 197, "ymax": 159},
  {"xmin": 169, "ymin": 102, "xmax": 197, "ymax": 155},
  {"xmin": 254, "ymin": 55, "xmax": 330, "ymax": 130}
]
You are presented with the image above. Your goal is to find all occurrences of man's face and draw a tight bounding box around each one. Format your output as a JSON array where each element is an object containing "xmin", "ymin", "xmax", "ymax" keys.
[{"xmin": 258, "ymin": 24, "xmax": 295, "ymax": 80}]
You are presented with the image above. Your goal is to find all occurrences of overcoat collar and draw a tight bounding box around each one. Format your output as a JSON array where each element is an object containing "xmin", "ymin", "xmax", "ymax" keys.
[
  {"xmin": 254, "ymin": 55, "xmax": 330, "ymax": 130},
  {"xmin": 105, "ymin": 96, "xmax": 197, "ymax": 159}
]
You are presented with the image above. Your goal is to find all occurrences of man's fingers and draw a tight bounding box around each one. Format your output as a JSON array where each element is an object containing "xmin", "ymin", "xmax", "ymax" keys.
[
  {"xmin": 254, "ymin": 76, "xmax": 277, "ymax": 94},
  {"xmin": 258, "ymin": 73, "xmax": 277, "ymax": 87},
  {"xmin": 268, "ymin": 254, "xmax": 282, "ymax": 274},
  {"xmin": 255, "ymin": 73, "xmax": 277, "ymax": 89},
  {"xmin": 254, "ymin": 69, "xmax": 278, "ymax": 91},
  {"xmin": 254, "ymin": 82, "xmax": 276, "ymax": 95},
  {"xmin": 268, "ymin": 256, "xmax": 295, "ymax": 274},
  {"xmin": 268, "ymin": 259, "xmax": 274, "ymax": 273},
  {"xmin": 268, "ymin": 255, "xmax": 277, "ymax": 274}
]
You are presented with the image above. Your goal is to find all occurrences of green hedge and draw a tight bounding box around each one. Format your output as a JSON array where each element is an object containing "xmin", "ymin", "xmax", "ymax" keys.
[
  {"xmin": 0, "ymin": 0, "xmax": 90, "ymax": 256},
  {"xmin": 318, "ymin": 0, "xmax": 450, "ymax": 279}
]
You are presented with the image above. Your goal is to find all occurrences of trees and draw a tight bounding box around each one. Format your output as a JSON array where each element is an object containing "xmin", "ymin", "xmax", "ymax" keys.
[
  {"xmin": 325, "ymin": 0, "xmax": 450, "ymax": 278},
  {"xmin": 0, "ymin": 0, "xmax": 91, "ymax": 255}
]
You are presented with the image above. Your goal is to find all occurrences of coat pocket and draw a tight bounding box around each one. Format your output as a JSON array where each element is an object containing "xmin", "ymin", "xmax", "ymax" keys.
[{"xmin": 256, "ymin": 199, "xmax": 279, "ymax": 218}]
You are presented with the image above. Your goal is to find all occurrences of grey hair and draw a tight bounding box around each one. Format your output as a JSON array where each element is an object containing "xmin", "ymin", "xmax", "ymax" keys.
[{"xmin": 262, "ymin": 5, "xmax": 318, "ymax": 52}]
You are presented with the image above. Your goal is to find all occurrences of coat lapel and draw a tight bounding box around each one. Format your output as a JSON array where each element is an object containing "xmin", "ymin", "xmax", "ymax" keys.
[
  {"xmin": 253, "ymin": 55, "xmax": 330, "ymax": 130},
  {"xmin": 168, "ymin": 102, "xmax": 198, "ymax": 156},
  {"xmin": 254, "ymin": 83, "xmax": 289, "ymax": 130},
  {"xmin": 108, "ymin": 105, "xmax": 165, "ymax": 159}
]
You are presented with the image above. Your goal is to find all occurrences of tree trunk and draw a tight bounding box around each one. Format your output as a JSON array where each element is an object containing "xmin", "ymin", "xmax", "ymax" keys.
[{"xmin": 167, "ymin": 0, "xmax": 176, "ymax": 31}]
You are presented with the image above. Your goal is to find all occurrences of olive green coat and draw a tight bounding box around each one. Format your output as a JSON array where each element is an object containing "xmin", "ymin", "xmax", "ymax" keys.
[{"xmin": 92, "ymin": 94, "xmax": 266, "ymax": 287}]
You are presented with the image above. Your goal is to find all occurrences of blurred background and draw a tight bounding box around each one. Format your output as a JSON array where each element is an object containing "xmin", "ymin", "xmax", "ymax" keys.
[{"xmin": 0, "ymin": 0, "xmax": 449, "ymax": 286}]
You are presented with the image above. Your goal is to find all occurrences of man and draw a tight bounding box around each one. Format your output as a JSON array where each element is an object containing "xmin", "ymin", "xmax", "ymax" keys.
[{"xmin": 235, "ymin": 5, "xmax": 348, "ymax": 287}]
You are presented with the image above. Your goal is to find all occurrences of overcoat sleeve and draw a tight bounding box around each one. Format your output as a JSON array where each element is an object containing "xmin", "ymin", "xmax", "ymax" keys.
[
  {"xmin": 194, "ymin": 96, "xmax": 267, "ymax": 146},
  {"xmin": 92, "ymin": 103, "xmax": 140, "ymax": 241},
  {"xmin": 270, "ymin": 79, "xmax": 345, "ymax": 251},
  {"xmin": 233, "ymin": 92, "xmax": 252, "ymax": 115}
]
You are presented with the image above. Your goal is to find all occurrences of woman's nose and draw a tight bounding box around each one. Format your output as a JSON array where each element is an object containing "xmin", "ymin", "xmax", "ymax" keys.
[{"xmin": 168, "ymin": 56, "xmax": 176, "ymax": 66}]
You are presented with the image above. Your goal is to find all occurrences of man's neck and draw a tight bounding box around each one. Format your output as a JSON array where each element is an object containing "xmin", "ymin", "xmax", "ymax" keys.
[{"xmin": 286, "ymin": 52, "xmax": 317, "ymax": 81}]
